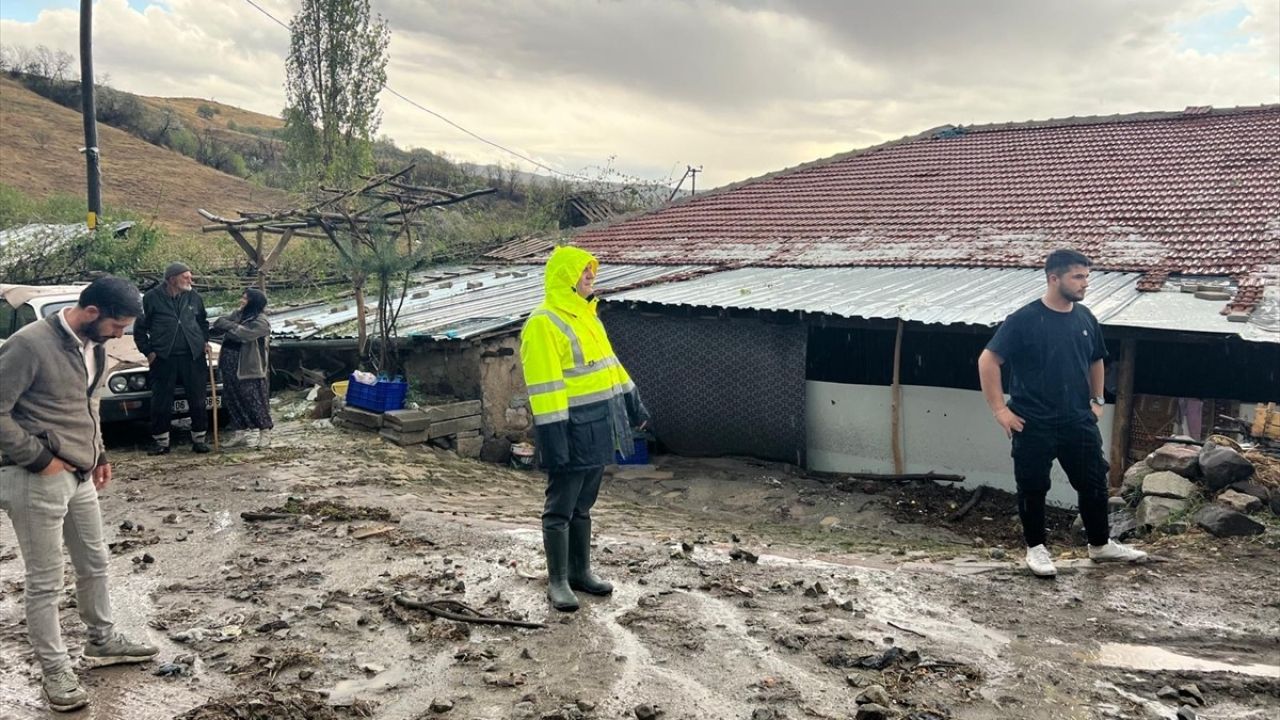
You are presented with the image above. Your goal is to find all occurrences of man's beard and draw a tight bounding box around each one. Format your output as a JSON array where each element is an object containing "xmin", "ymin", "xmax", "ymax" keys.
[
  {"xmin": 84, "ymin": 319, "xmax": 113, "ymax": 344},
  {"xmin": 1057, "ymin": 286, "xmax": 1085, "ymax": 302}
]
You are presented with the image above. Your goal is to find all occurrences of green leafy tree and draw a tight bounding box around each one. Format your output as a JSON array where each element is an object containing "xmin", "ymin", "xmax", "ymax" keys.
[{"xmin": 283, "ymin": 0, "xmax": 390, "ymax": 187}]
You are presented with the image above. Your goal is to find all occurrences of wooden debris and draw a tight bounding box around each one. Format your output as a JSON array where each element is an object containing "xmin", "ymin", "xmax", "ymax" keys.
[{"xmin": 391, "ymin": 593, "xmax": 544, "ymax": 629}]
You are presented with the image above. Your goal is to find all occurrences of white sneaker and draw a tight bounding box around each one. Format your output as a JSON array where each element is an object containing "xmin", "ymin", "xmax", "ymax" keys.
[
  {"xmin": 1089, "ymin": 540, "xmax": 1147, "ymax": 563},
  {"xmin": 255, "ymin": 429, "xmax": 271, "ymax": 448},
  {"xmin": 1026, "ymin": 544, "xmax": 1057, "ymax": 577}
]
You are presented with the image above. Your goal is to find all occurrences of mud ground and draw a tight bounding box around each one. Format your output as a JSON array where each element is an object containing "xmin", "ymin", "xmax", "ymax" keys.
[{"xmin": 2, "ymin": 420, "xmax": 1277, "ymax": 720}]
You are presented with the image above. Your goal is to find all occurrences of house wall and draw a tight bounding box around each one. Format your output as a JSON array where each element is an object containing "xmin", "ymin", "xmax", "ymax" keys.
[
  {"xmin": 603, "ymin": 308, "xmax": 807, "ymax": 464},
  {"xmin": 806, "ymin": 381, "xmax": 1116, "ymax": 509}
]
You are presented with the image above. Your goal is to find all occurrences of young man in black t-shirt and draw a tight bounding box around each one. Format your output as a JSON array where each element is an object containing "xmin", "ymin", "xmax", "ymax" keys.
[{"xmin": 978, "ymin": 249, "xmax": 1147, "ymax": 577}]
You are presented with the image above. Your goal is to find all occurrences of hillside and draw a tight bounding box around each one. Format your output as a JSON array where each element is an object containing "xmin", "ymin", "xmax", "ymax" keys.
[{"xmin": 0, "ymin": 76, "xmax": 296, "ymax": 232}]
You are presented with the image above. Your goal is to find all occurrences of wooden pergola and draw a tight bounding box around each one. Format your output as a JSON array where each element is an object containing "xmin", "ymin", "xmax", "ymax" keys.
[{"xmin": 198, "ymin": 165, "xmax": 495, "ymax": 288}]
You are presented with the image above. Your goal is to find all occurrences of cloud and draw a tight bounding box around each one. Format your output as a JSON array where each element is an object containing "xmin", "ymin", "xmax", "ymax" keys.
[{"xmin": 2, "ymin": 0, "xmax": 1277, "ymax": 187}]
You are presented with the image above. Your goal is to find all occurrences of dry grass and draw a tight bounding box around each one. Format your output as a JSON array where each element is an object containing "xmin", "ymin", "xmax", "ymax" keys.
[
  {"xmin": 0, "ymin": 77, "xmax": 297, "ymax": 233},
  {"xmin": 138, "ymin": 95, "xmax": 285, "ymax": 134},
  {"xmin": 1243, "ymin": 450, "xmax": 1280, "ymax": 488}
]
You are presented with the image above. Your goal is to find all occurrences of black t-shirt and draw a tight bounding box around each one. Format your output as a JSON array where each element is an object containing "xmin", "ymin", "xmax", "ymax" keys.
[{"xmin": 985, "ymin": 299, "xmax": 1108, "ymax": 426}]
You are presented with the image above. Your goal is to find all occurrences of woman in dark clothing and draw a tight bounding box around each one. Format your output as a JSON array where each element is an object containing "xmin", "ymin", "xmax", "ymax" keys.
[{"xmin": 212, "ymin": 289, "xmax": 273, "ymax": 448}]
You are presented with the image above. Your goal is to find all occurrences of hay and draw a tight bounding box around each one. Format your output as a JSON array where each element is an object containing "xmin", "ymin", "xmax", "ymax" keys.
[{"xmin": 1243, "ymin": 451, "xmax": 1280, "ymax": 488}]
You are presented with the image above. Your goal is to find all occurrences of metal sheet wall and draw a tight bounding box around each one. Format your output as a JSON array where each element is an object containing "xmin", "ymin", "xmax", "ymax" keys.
[{"xmin": 603, "ymin": 308, "xmax": 807, "ymax": 465}]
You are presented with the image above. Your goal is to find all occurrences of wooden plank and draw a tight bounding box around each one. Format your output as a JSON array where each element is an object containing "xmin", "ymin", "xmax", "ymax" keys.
[
  {"xmin": 424, "ymin": 401, "xmax": 482, "ymax": 423},
  {"xmin": 380, "ymin": 428, "xmax": 428, "ymax": 446},
  {"xmin": 890, "ymin": 319, "xmax": 905, "ymax": 475},
  {"xmin": 427, "ymin": 414, "xmax": 482, "ymax": 439},
  {"xmin": 1109, "ymin": 338, "xmax": 1137, "ymax": 488},
  {"xmin": 226, "ymin": 228, "xmax": 261, "ymax": 266}
]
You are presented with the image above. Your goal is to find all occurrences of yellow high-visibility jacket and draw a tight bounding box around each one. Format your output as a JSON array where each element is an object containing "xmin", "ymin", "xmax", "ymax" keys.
[{"xmin": 519, "ymin": 246, "xmax": 648, "ymax": 470}]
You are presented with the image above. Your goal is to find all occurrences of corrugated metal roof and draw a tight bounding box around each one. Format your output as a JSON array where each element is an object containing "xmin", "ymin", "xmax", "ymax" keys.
[
  {"xmin": 1108, "ymin": 287, "xmax": 1280, "ymax": 343},
  {"xmin": 608, "ymin": 266, "xmax": 1144, "ymax": 326},
  {"xmin": 271, "ymin": 264, "xmax": 711, "ymax": 341}
]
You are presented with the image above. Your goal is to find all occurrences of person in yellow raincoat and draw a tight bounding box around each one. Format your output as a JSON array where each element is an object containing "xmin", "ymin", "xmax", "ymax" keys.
[{"xmin": 520, "ymin": 246, "xmax": 649, "ymax": 612}]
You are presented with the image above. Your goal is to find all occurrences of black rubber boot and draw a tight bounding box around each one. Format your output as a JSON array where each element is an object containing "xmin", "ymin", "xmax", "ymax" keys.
[
  {"xmin": 542, "ymin": 528, "xmax": 579, "ymax": 612},
  {"xmin": 568, "ymin": 517, "xmax": 613, "ymax": 596}
]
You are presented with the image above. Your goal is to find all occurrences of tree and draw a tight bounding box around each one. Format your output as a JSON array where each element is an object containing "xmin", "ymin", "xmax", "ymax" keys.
[{"xmin": 283, "ymin": 0, "xmax": 390, "ymax": 188}]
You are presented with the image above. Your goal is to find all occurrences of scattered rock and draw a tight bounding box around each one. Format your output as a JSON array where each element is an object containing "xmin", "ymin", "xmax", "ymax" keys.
[
  {"xmin": 989, "ymin": 547, "xmax": 1007, "ymax": 560},
  {"xmin": 854, "ymin": 703, "xmax": 892, "ymax": 720},
  {"xmin": 1156, "ymin": 686, "xmax": 1179, "ymax": 700},
  {"xmin": 1107, "ymin": 496, "xmax": 1127, "ymax": 511},
  {"xmin": 1165, "ymin": 521, "xmax": 1189, "ymax": 535},
  {"xmin": 359, "ymin": 663, "xmax": 385, "ymax": 675},
  {"xmin": 429, "ymin": 697, "xmax": 454, "ymax": 713},
  {"xmin": 1272, "ymin": 493, "xmax": 1280, "ymax": 517},
  {"xmin": 804, "ymin": 581, "xmax": 827, "ymax": 596},
  {"xmin": 1141, "ymin": 471, "xmax": 1198, "ymax": 500},
  {"xmin": 1217, "ymin": 489, "xmax": 1262, "ymax": 514},
  {"xmin": 799, "ymin": 613, "xmax": 826, "ymax": 625},
  {"xmin": 856, "ymin": 684, "xmax": 891, "ymax": 706},
  {"xmin": 1199, "ymin": 442, "xmax": 1254, "ymax": 490},
  {"xmin": 1176, "ymin": 706, "xmax": 1197, "ymax": 720},
  {"xmin": 1228, "ymin": 480, "xmax": 1270, "ymax": 502},
  {"xmin": 1194, "ymin": 505, "xmax": 1264, "ymax": 537},
  {"xmin": 298, "ymin": 669, "xmax": 314, "ymax": 680},
  {"xmin": 1107, "ymin": 509, "xmax": 1139, "ymax": 540},
  {"xmin": 511, "ymin": 702, "xmax": 538, "ymax": 720},
  {"xmin": 633, "ymin": 704, "xmax": 661, "ymax": 720},
  {"xmin": 729, "ymin": 548, "xmax": 759, "ymax": 563},
  {"xmin": 1177, "ymin": 683, "xmax": 1205, "ymax": 707},
  {"xmin": 1135, "ymin": 496, "xmax": 1187, "ymax": 528},
  {"xmin": 1146, "ymin": 444, "xmax": 1200, "ymax": 479},
  {"xmin": 1121, "ymin": 460, "xmax": 1155, "ymax": 494},
  {"xmin": 750, "ymin": 709, "xmax": 779, "ymax": 720}
]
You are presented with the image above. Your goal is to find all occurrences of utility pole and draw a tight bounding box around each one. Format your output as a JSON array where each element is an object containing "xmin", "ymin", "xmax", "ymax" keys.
[
  {"xmin": 667, "ymin": 164, "xmax": 705, "ymax": 202},
  {"xmin": 688, "ymin": 165, "xmax": 702, "ymax": 196},
  {"xmin": 79, "ymin": 0, "xmax": 102, "ymax": 229}
]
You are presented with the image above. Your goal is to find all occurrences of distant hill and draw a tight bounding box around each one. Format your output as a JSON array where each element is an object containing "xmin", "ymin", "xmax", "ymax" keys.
[{"xmin": 0, "ymin": 76, "xmax": 296, "ymax": 232}]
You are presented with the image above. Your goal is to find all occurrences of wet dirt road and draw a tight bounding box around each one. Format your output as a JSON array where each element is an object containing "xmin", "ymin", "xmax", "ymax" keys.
[{"xmin": 2, "ymin": 421, "xmax": 1277, "ymax": 719}]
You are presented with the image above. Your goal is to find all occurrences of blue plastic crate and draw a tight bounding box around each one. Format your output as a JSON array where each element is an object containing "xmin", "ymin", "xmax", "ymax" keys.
[
  {"xmin": 615, "ymin": 437, "xmax": 650, "ymax": 465},
  {"xmin": 344, "ymin": 374, "xmax": 408, "ymax": 413}
]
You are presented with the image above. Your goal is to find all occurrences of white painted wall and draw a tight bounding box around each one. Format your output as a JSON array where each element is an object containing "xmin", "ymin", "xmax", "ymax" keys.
[{"xmin": 806, "ymin": 381, "xmax": 1116, "ymax": 509}]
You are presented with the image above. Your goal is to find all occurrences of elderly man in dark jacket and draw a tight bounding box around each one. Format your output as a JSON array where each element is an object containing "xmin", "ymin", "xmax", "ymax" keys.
[{"xmin": 134, "ymin": 262, "xmax": 212, "ymax": 454}]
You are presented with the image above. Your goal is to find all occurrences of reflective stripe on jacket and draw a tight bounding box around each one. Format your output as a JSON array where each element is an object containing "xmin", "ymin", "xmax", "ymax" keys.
[{"xmin": 519, "ymin": 246, "xmax": 646, "ymax": 469}]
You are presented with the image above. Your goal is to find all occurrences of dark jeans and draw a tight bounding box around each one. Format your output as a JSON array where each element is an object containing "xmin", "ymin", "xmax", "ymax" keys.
[
  {"xmin": 1011, "ymin": 418, "xmax": 1110, "ymax": 547},
  {"xmin": 542, "ymin": 466, "xmax": 605, "ymax": 532},
  {"xmin": 149, "ymin": 352, "xmax": 209, "ymax": 436}
]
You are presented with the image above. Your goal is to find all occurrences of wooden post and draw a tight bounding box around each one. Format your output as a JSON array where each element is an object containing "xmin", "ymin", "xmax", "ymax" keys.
[
  {"xmin": 891, "ymin": 319, "xmax": 905, "ymax": 475},
  {"xmin": 1108, "ymin": 338, "xmax": 1136, "ymax": 488}
]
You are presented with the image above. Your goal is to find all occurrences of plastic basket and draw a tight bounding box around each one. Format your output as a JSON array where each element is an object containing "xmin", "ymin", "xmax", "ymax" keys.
[
  {"xmin": 344, "ymin": 374, "xmax": 407, "ymax": 413},
  {"xmin": 615, "ymin": 437, "xmax": 649, "ymax": 465}
]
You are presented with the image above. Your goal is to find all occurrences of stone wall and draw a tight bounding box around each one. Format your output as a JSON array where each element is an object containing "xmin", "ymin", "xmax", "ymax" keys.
[{"xmin": 399, "ymin": 332, "xmax": 532, "ymax": 464}]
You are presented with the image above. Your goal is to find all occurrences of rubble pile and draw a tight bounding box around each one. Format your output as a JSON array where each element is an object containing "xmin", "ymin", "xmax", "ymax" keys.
[{"xmin": 1118, "ymin": 439, "xmax": 1276, "ymax": 539}]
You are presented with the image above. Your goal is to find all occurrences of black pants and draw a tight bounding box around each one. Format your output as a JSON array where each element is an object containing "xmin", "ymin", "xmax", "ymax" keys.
[
  {"xmin": 542, "ymin": 466, "xmax": 605, "ymax": 532},
  {"xmin": 149, "ymin": 352, "xmax": 209, "ymax": 436},
  {"xmin": 1011, "ymin": 418, "xmax": 1110, "ymax": 547}
]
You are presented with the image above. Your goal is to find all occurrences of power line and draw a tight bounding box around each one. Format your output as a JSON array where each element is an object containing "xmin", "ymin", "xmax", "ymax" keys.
[{"xmin": 241, "ymin": 0, "xmax": 667, "ymax": 187}]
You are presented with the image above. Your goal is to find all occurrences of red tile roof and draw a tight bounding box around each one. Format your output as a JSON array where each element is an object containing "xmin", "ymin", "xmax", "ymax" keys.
[{"xmin": 574, "ymin": 106, "xmax": 1280, "ymax": 312}]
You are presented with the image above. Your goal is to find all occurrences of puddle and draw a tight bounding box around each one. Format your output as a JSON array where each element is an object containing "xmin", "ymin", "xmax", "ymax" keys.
[
  {"xmin": 1093, "ymin": 643, "xmax": 1280, "ymax": 678},
  {"xmin": 326, "ymin": 666, "xmax": 410, "ymax": 706}
]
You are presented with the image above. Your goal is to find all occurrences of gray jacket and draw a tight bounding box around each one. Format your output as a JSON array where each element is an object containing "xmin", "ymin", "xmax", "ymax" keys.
[
  {"xmin": 0, "ymin": 314, "xmax": 107, "ymax": 474},
  {"xmin": 213, "ymin": 312, "xmax": 271, "ymax": 380}
]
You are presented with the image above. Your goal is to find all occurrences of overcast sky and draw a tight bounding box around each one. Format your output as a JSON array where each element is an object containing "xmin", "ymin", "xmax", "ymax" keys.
[{"xmin": 3, "ymin": 0, "xmax": 1278, "ymax": 188}]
